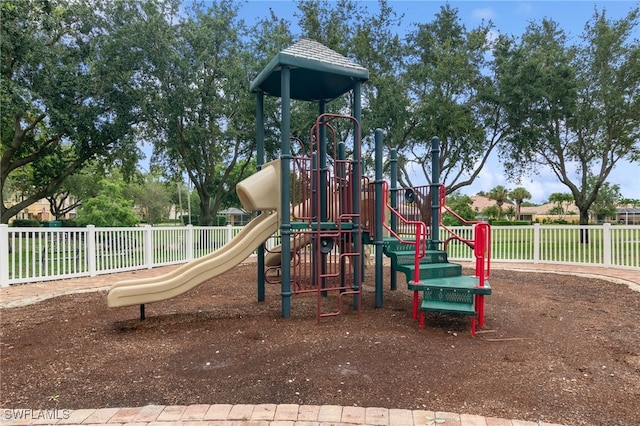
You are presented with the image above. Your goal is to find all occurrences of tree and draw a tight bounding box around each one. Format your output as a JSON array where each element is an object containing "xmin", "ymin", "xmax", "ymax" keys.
[
  {"xmin": 588, "ymin": 179, "xmax": 622, "ymax": 222},
  {"xmin": 481, "ymin": 205, "xmax": 500, "ymax": 220},
  {"xmin": 397, "ymin": 5, "xmax": 501, "ymax": 193},
  {"xmin": 345, "ymin": 0, "xmax": 406, "ymax": 159},
  {"xmin": 143, "ymin": 1, "xmax": 258, "ymax": 226},
  {"xmin": 292, "ymin": 0, "xmax": 390, "ymax": 158},
  {"xmin": 0, "ymin": 0, "xmax": 168, "ymax": 223},
  {"xmin": 46, "ymin": 166, "xmax": 102, "ymax": 220},
  {"xmin": 494, "ymin": 7, "xmax": 640, "ymax": 227},
  {"xmin": 127, "ymin": 172, "xmax": 172, "ymax": 225},
  {"xmin": 76, "ymin": 179, "xmax": 140, "ymax": 227},
  {"xmin": 548, "ymin": 192, "xmax": 574, "ymax": 220},
  {"xmin": 487, "ymin": 185, "xmax": 511, "ymax": 219},
  {"xmin": 441, "ymin": 192, "xmax": 476, "ymax": 226},
  {"xmin": 620, "ymin": 198, "xmax": 640, "ymax": 207},
  {"xmin": 510, "ymin": 187, "xmax": 532, "ymax": 220}
]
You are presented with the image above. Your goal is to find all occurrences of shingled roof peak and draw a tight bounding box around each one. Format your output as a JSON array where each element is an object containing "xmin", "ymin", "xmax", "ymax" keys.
[
  {"xmin": 250, "ymin": 37, "xmax": 368, "ymax": 101},
  {"xmin": 281, "ymin": 38, "xmax": 367, "ymax": 72}
]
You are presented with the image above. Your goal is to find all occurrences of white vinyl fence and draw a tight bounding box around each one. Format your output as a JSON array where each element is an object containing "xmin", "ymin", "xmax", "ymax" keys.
[
  {"xmin": 445, "ymin": 223, "xmax": 640, "ymax": 269},
  {"xmin": 0, "ymin": 224, "xmax": 281, "ymax": 287},
  {"xmin": 1, "ymin": 223, "xmax": 638, "ymax": 287}
]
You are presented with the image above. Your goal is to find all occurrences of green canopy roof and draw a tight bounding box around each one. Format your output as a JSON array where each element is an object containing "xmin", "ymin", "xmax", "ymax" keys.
[{"xmin": 250, "ymin": 38, "xmax": 369, "ymax": 102}]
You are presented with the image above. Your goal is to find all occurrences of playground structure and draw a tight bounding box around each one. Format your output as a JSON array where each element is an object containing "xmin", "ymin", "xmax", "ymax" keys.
[{"xmin": 107, "ymin": 38, "xmax": 491, "ymax": 334}]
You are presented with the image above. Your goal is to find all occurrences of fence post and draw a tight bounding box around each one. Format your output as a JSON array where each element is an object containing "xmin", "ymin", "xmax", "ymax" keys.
[
  {"xmin": 226, "ymin": 224, "xmax": 233, "ymax": 246},
  {"xmin": 603, "ymin": 222, "xmax": 612, "ymax": 267},
  {"xmin": 186, "ymin": 224, "xmax": 194, "ymax": 261},
  {"xmin": 0, "ymin": 224, "xmax": 8, "ymax": 287},
  {"xmin": 533, "ymin": 223, "xmax": 541, "ymax": 264},
  {"xmin": 144, "ymin": 225, "xmax": 153, "ymax": 269},
  {"xmin": 87, "ymin": 225, "xmax": 97, "ymax": 276}
]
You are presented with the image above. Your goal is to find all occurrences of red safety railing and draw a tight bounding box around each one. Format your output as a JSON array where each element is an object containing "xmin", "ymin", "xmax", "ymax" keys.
[
  {"xmin": 438, "ymin": 184, "xmax": 491, "ymax": 281},
  {"xmin": 381, "ymin": 181, "xmax": 428, "ymax": 284},
  {"xmin": 473, "ymin": 221, "xmax": 491, "ymax": 327},
  {"xmin": 439, "ymin": 184, "xmax": 478, "ymax": 250}
]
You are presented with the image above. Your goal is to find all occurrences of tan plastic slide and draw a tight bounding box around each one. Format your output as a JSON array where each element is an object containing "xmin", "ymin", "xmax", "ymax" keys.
[
  {"xmin": 265, "ymin": 233, "xmax": 313, "ymax": 267},
  {"xmin": 107, "ymin": 160, "xmax": 281, "ymax": 308}
]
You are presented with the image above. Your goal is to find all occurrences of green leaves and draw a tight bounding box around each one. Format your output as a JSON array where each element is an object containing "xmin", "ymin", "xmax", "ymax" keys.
[
  {"xmin": 1, "ymin": 0, "xmax": 163, "ymax": 223},
  {"xmin": 495, "ymin": 7, "xmax": 640, "ymax": 224},
  {"xmin": 400, "ymin": 5, "xmax": 497, "ymax": 192}
]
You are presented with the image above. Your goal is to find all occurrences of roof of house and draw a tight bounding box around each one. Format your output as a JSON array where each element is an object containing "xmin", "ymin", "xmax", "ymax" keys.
[
  {"xmin": 617, "ymin": 207, "xmax": 640, "ymax": 214},
  {"xmin": 469, "ymin": 195, "xmax": 514, "ymax": 212},
  {"xmin": 468, "ymin": 195, "xmax": 582, "ymax": 216},
  {"xmin": 218, "ymin": 207, "xmax": 249, "ymax": 215}
]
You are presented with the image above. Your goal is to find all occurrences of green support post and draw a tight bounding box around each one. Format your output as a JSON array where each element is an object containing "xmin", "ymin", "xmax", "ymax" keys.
[
  {"xmin": 351, "ymin": 81, "xmax": 362, "ymax": 308},
  {"xmin": 390, "ymin": 149, "xmax": 398, "ymax": 291},
  {"xmin": 256, "ymin": 91, "xmax": 266, "ymax": 302},
  {"xmin": 374, "ymin": 129, "xmax": 384, "ymax": 307},
  {"xmin": 318, "ymin": 101, "xmax": 327, "ymax": 296},
  {"xmin": 430, "ymin": 136, "xmax": 440, "ymax": 250},
  {"xmin": 280, "ymin": 67, "xmax": 292, "ymax": 318},
  {"xmin": 338, "ymin": 142, "xmax": 347, "ymax": 290}
]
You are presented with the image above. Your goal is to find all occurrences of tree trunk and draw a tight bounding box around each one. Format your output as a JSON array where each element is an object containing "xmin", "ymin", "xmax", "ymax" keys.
[
  {"xmin": 198, "ymin": 191, "xmax": 212, "ymax": 226},
  {"xmin": 579, "ymin": 208, "xmax": 590, "ymax": 244}
]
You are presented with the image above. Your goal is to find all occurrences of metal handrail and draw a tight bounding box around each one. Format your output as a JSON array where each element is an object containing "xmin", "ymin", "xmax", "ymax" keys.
[{"xmin": 381, "ymin": 181, "xmax": 428, "ymax": 284}]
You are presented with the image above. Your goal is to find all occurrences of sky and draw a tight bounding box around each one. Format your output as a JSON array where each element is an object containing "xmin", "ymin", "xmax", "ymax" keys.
[{"xmin": 235, "ymin": 0, "xmax": 640, "ymax": 204}]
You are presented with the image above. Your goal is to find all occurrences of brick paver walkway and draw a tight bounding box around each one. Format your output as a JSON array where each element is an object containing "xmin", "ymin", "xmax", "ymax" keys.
[
  {"xmin": 0, "ymin": 403, "xmax": 566, "ymax": 425},
  {"xmin": 2, "ymin": 260, "xmax": 638, "ymax": 426}
]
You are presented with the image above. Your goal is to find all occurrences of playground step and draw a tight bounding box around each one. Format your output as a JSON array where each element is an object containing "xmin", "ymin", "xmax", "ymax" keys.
[
  {"xmin": 384, "ymin": 249, "xmax": 449, "ymax": 265},
  {"xmin": 415, "ymin": 275, "xmax": 491, "ymax": 336},
  {"xmin": 395, "ymin": 262, "xmax": 462, "ymax": 282},
  {"xmin": 408, "ymin": 275, "xmax": 492, "ymax": 294},
  {"xmin": 420, "ymin": 298, "xmax": 477, "ymax": 316}
]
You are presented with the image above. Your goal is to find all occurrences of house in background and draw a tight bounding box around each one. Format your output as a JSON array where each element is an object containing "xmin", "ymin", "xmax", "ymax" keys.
[
  {"xmin": 519, "ymin": 202, "xmax": 580, "ymax": 224},
  {"xmin": 469, "ymin": 195, "xmax": 580, "ymax": 223},
  {"xmin": 219, "ymin": 207, "xmax": 252, "ymax": 226},
  {"xmin": 470, "ymin": 195, "xmax": 639, "ymax": 224},
  {"xmin": 4, "ymin": 193, "xmax": 78, "ymax": 224},
  {"xmin": 616, "ymin": 207, "xmax": 640, "ymax": 225},
  {"xmin": 6, "ymin": 198, "xmax": 53, "ymax": 223}
]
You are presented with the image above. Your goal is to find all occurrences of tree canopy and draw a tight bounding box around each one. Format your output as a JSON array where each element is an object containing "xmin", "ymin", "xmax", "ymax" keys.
[
  {"xmin": 494, "ymin": 8, "xmax": 640, "ymax": 224},
  {"xmin": 0, "ymin": 0, "xmax": 164, "ymax": 223},
  {"xmin": 2, "ymin": 0, "xmax": 638, "ymax": 226}
]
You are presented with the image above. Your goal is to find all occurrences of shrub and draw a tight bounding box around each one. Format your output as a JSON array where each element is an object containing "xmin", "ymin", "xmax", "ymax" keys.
[
  {"xmin": 11, "ymin": 219, "xmax": 41, "ymax": 227},
  {"xmin": 489, "ymin": 220, "xmax": 532, "ymax": 226},
  {"xmin": 181, "ymin": 214, "xmax": 199, "ymax": 225}
]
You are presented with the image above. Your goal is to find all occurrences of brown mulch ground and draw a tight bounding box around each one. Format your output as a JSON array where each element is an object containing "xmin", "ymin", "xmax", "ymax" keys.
[{"xmin": 1, "ymin": 264, "xmax": 639, "ymax": 426}]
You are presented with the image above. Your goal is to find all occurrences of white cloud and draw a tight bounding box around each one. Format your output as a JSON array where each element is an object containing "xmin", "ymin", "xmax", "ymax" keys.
[
  {"xmin": 607, "ymin": 161, "xmax": 640, "ymax": 200},
  {"xmin": 472, "ymin": 7, "xmax": 495, "ymax": 21},
  {"xmin": 519, "ymin": 177, "xmax": 566, "ymax": 204},
  {"xmin": 515, "ymin": 2, "xmax": 533, "ymax": 15},
  {"xmin": 485, "ymin": 29, "xmax": 500, "ymax": 47}
]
